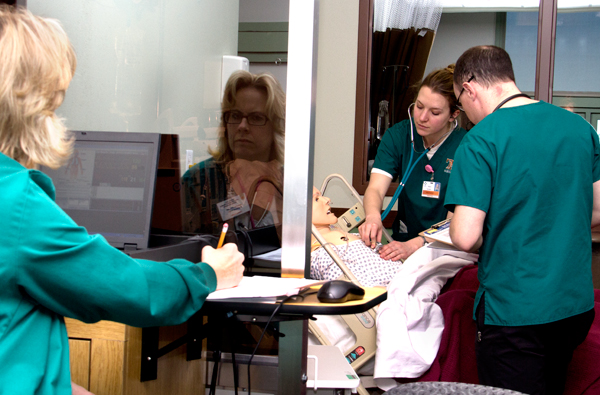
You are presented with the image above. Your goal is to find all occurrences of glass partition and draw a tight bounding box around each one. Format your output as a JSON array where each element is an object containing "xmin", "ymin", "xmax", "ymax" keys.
[
  {"xmin": 354, "ymin": 0, "xmax": 543, "ymax": 195},
  {"xmin": 552, "ymin": 7, "xmax": 600, "ymax": 132},
  {"xmin": 353, "ymin": 0, "xmax": 600, "ymax": 196},
  {"xmin": 29, "ymin": 0, "xmax": 290, "ymax": 244}
]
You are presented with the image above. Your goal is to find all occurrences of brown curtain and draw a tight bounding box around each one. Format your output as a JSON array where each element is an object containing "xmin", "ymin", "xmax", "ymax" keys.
[{"xmin": 368, "ymin": 28, "xmax": 435, "ymax": 168}]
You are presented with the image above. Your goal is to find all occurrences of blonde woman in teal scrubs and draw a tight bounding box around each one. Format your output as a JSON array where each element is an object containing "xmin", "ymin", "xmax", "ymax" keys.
[{"xmin": 0, "ymin": 7, "xmax": 244, "ymax": 394}]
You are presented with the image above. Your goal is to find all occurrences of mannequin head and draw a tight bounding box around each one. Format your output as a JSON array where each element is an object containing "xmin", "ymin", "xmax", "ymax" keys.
[{"xmin": 312, "ymin": 187, "xmax": 337, "ymax": 227}]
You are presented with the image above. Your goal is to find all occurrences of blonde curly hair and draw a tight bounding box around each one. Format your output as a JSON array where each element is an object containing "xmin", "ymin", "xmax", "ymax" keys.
[
  {"xmin": 0, "ymin": 5, "xmax": 77, "ymax": 169},
  {"xmin": 210, "ymin": 70, "xmax": 285, "ymax": 164}
]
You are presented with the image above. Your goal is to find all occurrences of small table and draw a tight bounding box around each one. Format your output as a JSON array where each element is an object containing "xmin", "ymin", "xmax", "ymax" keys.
[{"xmin": 140, "ymin": 285, "xmax": 387, "ymax": 395}]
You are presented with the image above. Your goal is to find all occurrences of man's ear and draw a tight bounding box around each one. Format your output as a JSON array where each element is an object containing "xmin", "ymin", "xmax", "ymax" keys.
[{"xmin": 463, "ymin": 81, "xmax": 476, "ymax": 100}]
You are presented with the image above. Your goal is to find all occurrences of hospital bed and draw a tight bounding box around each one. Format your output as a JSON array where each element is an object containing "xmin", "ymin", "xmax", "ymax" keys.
[
  {"xmin": 310, "ymin": 244, "xmax": 600, "ymax": 395},
  {"xmin": 310, "ymin": 174, "xmax": 478, "ymax": 393},
  {"xmin": 310, "ymin": 175, "xmax": 600, "ymax": 394},
  {"xmin": 309, "ymin": 174, "xmax": 391, "ymax": 395}
]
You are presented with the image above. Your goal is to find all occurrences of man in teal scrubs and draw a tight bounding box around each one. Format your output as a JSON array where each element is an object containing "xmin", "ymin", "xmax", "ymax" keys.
[
  {"xmin": 446, "ymin": 45, "xmax": 600, "ymax": 394},
  {"xmin": 0, "ymin": 8, "xmax": 244, "ymax": 394}
]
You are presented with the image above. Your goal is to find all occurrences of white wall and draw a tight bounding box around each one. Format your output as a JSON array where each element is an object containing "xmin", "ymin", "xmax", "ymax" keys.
[
  {"xmin": 425, "ymin": 12, "xmax": 496, "ymax": 75},
  {"xmin": 239, "ymin": 0, "xmax": 289, "ymax": 22},
  {"xmin": 239, "ymin": 0, "xmax": 289, "ymax": 92},
  {"xmin": 313, "ymin": 0, "xmax": 361, "ymax": 208}
]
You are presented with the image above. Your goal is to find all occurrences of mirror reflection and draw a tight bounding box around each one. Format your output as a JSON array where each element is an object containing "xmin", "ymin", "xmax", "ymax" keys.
[
  {"xmin": 181, "ymin": 71, "xmax": 285, "ymax": 237},
  {"xmin": 29, "ymin": 1, "xmax": 290, "ymax": 249}
]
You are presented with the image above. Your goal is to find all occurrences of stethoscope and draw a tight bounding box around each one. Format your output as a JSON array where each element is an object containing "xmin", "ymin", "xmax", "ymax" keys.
[{"xmin": 380, "ymin": 103, "xmax": 457, "ymax": 220}]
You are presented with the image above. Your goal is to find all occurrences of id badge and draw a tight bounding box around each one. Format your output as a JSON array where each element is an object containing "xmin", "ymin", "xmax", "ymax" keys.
[
  {"xmin": 216, "ymin": 194, "xmax": 250, "ymax": 221},
  {"xmin": 422, "ymin": 181, "xmax": 441, "ymax": 199}
]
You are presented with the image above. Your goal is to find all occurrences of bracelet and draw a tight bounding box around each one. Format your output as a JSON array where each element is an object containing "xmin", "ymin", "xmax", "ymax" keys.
[{"xmin": 420, "ymin": 235, "xmax": 429, "ymax": 246}]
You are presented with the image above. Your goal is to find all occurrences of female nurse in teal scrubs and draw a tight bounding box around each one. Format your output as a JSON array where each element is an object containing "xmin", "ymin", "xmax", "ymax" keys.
[
  {"xmin": 359, "ymin": 65, "xmax": 467, "ymax": 261},
  {"xmin": 0, "ymin": 7, "xmax": 244, "ymax": 394}
]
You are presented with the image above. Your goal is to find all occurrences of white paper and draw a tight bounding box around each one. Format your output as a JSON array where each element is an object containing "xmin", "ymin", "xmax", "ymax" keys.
[{"xmin": 206, "ymin": 276, "xmax": 322, "ymax": 300}]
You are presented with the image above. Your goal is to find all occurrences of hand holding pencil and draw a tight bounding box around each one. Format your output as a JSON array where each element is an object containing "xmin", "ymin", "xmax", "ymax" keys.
[
  {"xmin": 203, "ymin": 223, "xmax": 244, "ymax": 290},
  {"xmin": 217, "ymin": 223, "xmax": 228, "ymax": 248}
]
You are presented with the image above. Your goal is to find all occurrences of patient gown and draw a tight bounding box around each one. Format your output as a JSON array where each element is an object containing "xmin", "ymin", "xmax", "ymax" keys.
[{"xmin": 310, "ymin": 240, "xmax": 403, "ymax": 287}]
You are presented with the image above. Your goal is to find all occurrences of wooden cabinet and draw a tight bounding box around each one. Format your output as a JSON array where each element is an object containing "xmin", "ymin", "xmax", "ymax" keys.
[{"xmin": 66, "ymin": 318, "xmax": 205, "ymax": 395}]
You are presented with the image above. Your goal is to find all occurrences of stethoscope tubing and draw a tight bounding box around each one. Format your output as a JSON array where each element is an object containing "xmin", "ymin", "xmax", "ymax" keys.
[
  {"xmin": 381, "ymin": 143, "xmax": 428, "ymax": 220},
  {"xmin": 380, "ymin": 103, "xmax": 428, "ymax": 220}
]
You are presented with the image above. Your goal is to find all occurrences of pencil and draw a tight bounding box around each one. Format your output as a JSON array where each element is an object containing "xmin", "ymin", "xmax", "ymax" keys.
[{"xmin": 217, "ymin": 223, "xmax": 228, "ymax": 248}]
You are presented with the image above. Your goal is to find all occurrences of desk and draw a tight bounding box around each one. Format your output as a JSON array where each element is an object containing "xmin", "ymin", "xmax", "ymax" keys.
[
  {"xmin": 200, "ymin": 286, "xmax": 386, "ymax": 316},
  {"xmin": 140, "ymin": 286, "xmax": 387, "ymax": 395}
]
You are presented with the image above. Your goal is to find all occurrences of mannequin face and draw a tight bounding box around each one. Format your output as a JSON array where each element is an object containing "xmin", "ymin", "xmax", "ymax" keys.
[
  {"xmin": 312, "ymin": 187, "xmax": 337, "ymax": 226},
  {"xmin": 226, "ymin": 87, "xmax": 275, "ymax": 162},
  {"xmin": 413, "ymin": 86, "xmax": 459, "ymax": 145}
]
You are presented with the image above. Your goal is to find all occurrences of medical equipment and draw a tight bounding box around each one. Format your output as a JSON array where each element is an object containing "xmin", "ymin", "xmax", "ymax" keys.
[
  {"xmin": 310, "ymin": 225, "xmax": 377, "ymax": 395},
  {"xmin": 320, "ymin": 173, "xmax": 393, "ymax": 244},
  {"xmin": 310, "ymin": 174, "xmax": 391, "ymax": 395},
  {"xmin": 376, "ymin": 100, "xmax": 390, "ymax": 140}
]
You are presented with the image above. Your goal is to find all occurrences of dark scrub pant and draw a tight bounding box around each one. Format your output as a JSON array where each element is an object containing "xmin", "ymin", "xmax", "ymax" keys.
[{"xmin": 475, "ymin": 293, "xmax": 594, "ymax": 395}]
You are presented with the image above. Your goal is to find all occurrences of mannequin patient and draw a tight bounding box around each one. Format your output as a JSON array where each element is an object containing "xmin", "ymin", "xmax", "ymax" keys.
[{"xmin": 310, "ymin": 187, "xmax": 403, "ymax": 287}]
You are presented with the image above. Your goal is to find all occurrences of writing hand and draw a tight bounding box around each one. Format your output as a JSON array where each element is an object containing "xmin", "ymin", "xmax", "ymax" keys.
[{"xmin": 202, "ymin": 243, "xmax": 245, "ymax": 290}]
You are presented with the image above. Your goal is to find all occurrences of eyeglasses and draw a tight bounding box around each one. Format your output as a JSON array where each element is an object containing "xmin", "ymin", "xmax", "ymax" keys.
[
  {"xmin": 456, "ymin": 75, "xmax": 475, "ymax": 112},
  {"xmin": 224, "ymin": 110, "xmax": 269, "ymax": 126}
]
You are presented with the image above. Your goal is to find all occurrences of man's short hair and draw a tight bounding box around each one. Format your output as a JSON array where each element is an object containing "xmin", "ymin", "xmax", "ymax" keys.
[{"xmin": 454, "ymin": 45, "xmax": 516, "ymax": 88}]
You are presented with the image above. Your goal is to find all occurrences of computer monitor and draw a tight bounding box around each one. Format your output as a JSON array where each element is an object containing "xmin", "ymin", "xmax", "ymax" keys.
[{"xmin": 40, "ymin": 131, "xmax": 160, "ymax": 250}]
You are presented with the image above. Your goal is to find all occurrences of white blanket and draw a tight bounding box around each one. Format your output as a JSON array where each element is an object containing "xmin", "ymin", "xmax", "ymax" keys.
[{"xmin": 373, "ymin": 246, "xmax": 478, "ymax": 387}]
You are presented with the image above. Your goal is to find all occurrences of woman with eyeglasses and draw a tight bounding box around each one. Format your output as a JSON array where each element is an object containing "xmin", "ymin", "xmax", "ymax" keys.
[
  {"xmin": 0, "ymin": 7, "xmax": 245, "ymax": 394},
  {"xmin": 359, "ymin": 64, "xmax": 468, "ymax": 261},
  {"xmin": 182, "ymin": 70, "xmax": 286, "ymax": 236}
]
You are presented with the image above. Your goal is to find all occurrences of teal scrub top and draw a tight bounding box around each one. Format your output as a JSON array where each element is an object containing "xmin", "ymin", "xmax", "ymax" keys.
[
  {"xmin": 182, "ymin": 158, "xmax": 229, "ymax": 234},
  {"xmin": 0, "ymin": 153, "xmax": 218, "ymax": 394},
  {"xmin": 445, "ymin": 101, "xmax": 600, "ymax": 326},
  {"xmin": 373, "ymin": 119, "xmax": 467, "ymax": 241}
]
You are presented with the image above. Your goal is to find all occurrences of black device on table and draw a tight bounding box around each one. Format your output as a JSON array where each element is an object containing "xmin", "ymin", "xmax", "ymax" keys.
[{"xmin": 317, "ymin": 280, "xmax": 365, "ymax": 303}]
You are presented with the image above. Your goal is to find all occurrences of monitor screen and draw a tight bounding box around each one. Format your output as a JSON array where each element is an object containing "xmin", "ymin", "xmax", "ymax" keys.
[{"xmin": 40, "ymin": 131, "xmax": 160, "ymax": 250}]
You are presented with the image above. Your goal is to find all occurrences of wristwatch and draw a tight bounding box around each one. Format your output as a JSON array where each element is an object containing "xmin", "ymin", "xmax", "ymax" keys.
[{"xmin": 420, "ymin": 235, "xmax": 429, "ymax": 246}]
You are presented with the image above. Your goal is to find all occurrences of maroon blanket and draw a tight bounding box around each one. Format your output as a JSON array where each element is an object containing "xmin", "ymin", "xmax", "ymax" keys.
[{"xmin": 399, "ymin": 264, "xmax": 600, "ymax": 394}]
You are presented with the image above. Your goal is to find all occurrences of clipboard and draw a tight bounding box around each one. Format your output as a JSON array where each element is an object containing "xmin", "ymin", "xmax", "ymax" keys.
[{"xmin": 419, "ymin": 218, "xmax": 454, "ymax": 247}]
